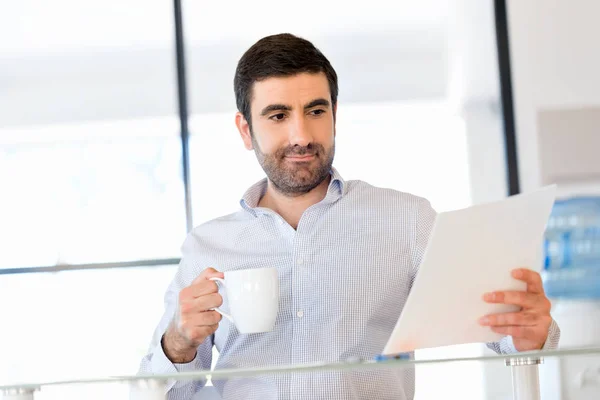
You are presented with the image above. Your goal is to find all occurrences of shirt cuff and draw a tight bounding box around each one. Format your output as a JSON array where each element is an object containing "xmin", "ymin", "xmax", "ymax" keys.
[
  {"xmin": 499, "ymin": 334, "xmax": 519, "ymax": 354},
  {"xmin": 541, "ymin": 318, "xmax": 561, "ymax": 350},
  {"xmin": 151, "ymin": 336, "xmax": 204, "ymax": 389}
]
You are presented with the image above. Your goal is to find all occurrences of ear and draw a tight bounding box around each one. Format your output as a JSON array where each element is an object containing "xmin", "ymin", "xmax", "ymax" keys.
[{"xmin": 235, "ymin": 112, "xmax": 253, "ymax": 150}]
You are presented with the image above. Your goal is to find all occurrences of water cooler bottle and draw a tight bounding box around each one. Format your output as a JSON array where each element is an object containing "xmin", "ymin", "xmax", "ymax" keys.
[{"xmin": 541, "ymin": 197, "xmax": 600, "ymax": 399}]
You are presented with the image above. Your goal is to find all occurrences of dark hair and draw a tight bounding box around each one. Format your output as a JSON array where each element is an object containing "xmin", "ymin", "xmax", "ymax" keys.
[{"xmin": 234, "ymin": 33, "xmax": 338, "ymax": 126}]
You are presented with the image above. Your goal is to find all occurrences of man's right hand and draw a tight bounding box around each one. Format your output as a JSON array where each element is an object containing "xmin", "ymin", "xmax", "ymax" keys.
[{"xmin": 162, "ymin": 267, "xmax": 224, "ymax": 363}]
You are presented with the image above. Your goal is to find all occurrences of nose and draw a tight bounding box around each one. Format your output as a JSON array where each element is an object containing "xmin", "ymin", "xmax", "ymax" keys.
[{"xmin": 288, "ymin": 114, "xmax": 313, "ymax": 147}]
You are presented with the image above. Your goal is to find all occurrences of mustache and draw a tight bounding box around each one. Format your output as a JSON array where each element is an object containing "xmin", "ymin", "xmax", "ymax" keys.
[{"xmin": 281, "ymin": 144, "xmax": 322, "ymax": 157}]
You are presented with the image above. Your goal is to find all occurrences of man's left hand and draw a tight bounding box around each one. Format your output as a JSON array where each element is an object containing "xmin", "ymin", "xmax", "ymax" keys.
[{"xmin": 479, "ymin": 268, "xmax": 552, "ymax": 351}]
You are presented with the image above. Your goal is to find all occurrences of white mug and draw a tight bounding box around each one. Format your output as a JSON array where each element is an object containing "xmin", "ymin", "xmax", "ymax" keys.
[{"xmin": 209, "ymin": 267, "xmax": 279, "ymax": 334}]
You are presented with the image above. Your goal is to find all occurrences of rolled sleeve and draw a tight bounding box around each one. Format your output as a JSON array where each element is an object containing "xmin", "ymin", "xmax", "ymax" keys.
[
  {"xmin": 541, "ymin": 318, "xmax": 561, "ymax": 350},
  {"xmin": 149, "ymin": 338, "xmax": 208, "ymax": 390}
]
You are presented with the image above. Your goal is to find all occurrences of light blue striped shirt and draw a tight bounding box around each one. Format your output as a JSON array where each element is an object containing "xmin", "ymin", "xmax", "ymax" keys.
[{"xmin": 139, "ymin": 168, "xmax": 560, "ymax": 400}]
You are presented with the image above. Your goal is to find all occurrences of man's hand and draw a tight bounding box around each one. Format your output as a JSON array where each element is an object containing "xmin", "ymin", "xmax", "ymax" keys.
[
  {"xmin": 479, "ymin": 268, "xmax": 552, "ymax": 351},
  {"xmin": 163, "ymin": 267, "xmax": 224, "ymax": 363}
]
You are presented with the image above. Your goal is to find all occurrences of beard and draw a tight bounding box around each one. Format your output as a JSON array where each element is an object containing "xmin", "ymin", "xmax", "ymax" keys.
[{"xmin": 252, "ymin": 136, "xmax": 335, "ymax": 196}]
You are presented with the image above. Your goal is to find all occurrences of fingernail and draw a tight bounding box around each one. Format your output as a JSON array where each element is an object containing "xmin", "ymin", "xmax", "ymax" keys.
[
  {"xmin": 479, "ymin": 317, "xmax": 490, "ymax": 325},
  {"xmin": 483, "ymin": 292, "xmax": 494, "ymax": 301}
]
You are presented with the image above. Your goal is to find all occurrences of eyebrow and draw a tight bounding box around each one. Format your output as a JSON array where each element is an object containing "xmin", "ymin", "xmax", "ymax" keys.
[
  {"xmin": 259, "ymin": 98, "xmax": 331, "ymax": 116},
  {"xmin": 260, "ymin": 104, "xmax": 291, "ymax": 116},
  {"xmin": 304, "ymin": 98, "xmax": 331, "ymax": 110}
]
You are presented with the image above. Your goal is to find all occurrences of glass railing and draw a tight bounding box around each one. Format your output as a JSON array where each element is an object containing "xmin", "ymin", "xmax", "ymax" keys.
[{"xmin": 2, "ymin": 346, "xmax": 600, "ymax": 399}]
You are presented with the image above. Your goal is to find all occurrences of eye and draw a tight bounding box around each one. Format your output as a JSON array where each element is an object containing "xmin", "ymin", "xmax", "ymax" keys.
[
  {"xmin": 269, "ymin": 113, "xmax": 286, "ymax": 121},
  {"xmin": 310, "ymin": 109, "xmax": 326, "ymax": 116}
]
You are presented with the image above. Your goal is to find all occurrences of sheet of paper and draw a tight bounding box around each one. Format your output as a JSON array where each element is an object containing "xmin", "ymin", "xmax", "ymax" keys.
[{"xmin": 383, "ymin": 185, "xmax": 557, "ymax": 354}]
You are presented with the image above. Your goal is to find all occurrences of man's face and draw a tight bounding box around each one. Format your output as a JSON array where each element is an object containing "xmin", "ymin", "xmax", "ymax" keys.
[{"xmin": 236, "ymin": 72, "xmax": 336, "ymax": 196}]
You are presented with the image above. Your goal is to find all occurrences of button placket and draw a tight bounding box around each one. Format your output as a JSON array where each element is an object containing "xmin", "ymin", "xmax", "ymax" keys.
[{"xmin": 290, "ymin": 230, "xmax": 305, "ymax": 366}]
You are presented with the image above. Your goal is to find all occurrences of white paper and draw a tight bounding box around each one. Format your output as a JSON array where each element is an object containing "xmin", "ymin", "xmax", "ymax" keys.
[{"xmin": 383, "ymin": 185, "xmax": 557, "ymax": 354}]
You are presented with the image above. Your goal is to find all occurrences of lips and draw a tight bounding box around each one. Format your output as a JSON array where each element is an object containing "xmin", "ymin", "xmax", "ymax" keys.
[
  {"xmin": 285, "ymin": 154, "xmax": 315, "ymax": 161},
  {"xmin": 284, "ymin": 151, "xmax": 316, "ymax": 158}
]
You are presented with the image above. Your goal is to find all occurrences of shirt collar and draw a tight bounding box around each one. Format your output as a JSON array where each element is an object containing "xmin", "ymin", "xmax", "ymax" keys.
[{"xmin": 240, "ymin": 167, "xmax": 346, "ymax": 216}]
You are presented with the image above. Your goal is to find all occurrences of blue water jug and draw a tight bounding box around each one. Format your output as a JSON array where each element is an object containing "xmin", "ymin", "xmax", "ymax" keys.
[{"xmin": 543, "ymin": 197, "xmax": 600, "ymax": 298}]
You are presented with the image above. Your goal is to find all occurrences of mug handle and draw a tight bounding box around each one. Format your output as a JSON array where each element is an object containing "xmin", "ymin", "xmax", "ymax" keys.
[{"xmin": 209, "ymin": 277, "xmax": 234, "ymax": 323}]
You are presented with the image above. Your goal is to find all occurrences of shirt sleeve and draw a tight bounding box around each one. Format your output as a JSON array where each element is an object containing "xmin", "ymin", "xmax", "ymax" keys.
[
  {"xmin": 411, "ymin": 198, "xmax": 437, "ymax": 288},
  {"xmin": 138, "ymin": 240, "xmax": 214, "ymax": 399}
]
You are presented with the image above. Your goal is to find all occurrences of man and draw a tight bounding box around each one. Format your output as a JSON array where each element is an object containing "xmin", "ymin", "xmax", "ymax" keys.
[{"xmin": 139, "ymin": 33, "xmax": 560, "ymax": 400}]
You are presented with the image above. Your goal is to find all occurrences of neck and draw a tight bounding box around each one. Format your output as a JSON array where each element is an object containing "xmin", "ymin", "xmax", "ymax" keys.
[{"xmin": 258, "ymin": 175, "xmax": 332, "ymax": 229}]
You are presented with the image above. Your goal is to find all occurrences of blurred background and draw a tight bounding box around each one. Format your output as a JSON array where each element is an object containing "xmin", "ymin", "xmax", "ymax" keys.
[{"xmin": 1, "ymin": 0, "xmax": 599, "ymax": 399}]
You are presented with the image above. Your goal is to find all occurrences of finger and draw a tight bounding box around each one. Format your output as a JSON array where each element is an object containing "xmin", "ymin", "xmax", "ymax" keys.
[
  {"xmin": 187, "ymin": 324, "xmax": 219, "ymax": 343},
  {"xmin": 490, "ymin": 325, "xmax": 537, "ymax": 339},
  {"xmin": 181, "ymin": 280, "xmax": 220, "ymax": 300},
  {"xmin": 202, "ymin": 324, "xmax": 220, "ymax": 335},
  {"xmin": 512, "ymin": 268, "xmax": 544, "ymax": 294},
  {"xmin": 181, "ymin": 293, "xmax": 223, "ymax": 313},
  {"xmin": 192, "ymin": 267, "xmax": 225, "ymax": 285},
  {"xmin": 181, "ymin": 310, "xmax": 223, "ymax": 328},
  {"xmin": 478, "ymin": 311, "xmax": 537, "ymax": 327},
  {"xmin": 483, "ymin": 291, "xmax": 542, "ymax": 309}
]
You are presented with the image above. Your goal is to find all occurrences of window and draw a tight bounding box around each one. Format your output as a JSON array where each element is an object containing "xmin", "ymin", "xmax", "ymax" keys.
[
  {"xmin": 0, "ymin": 2, "xmax": 185, "ymax": 397},
  {"xmin": 0, "ymin": 264, "xmax": 178, "ymax": 387},
  {"xmin": 0, "ymin": 119, "xmax": 185, "ymax": 269}
]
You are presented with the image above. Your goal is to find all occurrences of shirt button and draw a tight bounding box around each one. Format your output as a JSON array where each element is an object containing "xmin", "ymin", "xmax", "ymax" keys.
[
  {"xmin": 297, "ymin": 258, "xmax": 303, "ymax": 265},
  {"xmin": 297, "ymin": 310, "xmax": 304, "ymax": 318}
]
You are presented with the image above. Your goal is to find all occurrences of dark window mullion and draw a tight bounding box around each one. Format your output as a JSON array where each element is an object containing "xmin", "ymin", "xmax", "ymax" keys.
[
  {"xmin": 494, "ymin": 0, "xmax": 521, "ymax": 196},
  {"xmin": 173, "ymin": 0, "xmax": 194, "ymax": 232}
]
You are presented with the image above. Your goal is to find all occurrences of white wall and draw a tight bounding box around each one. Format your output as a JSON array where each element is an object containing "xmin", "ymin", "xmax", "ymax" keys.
[{"xmin": 507, "ymin": 0, "xmax": 600, "ymax": 196}]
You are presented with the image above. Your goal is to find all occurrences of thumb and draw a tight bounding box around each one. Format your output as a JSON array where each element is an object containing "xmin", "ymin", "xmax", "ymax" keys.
[{"xmin": 192, "ymin": 267, "xmax": 224, "ymax": 285}]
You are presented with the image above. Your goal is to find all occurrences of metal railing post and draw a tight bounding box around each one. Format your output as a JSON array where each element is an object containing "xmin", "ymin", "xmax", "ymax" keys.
[{"xmin": 506, "ymin": 357, "xmax": 543, "ymax": 400}]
